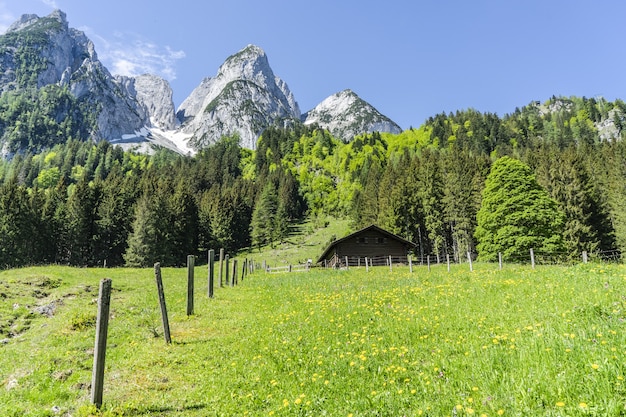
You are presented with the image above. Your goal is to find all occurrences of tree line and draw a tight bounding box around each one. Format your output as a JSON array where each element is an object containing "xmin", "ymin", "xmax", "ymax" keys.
[{"xmin": 1, "ymin": 95, "xmax": 626, "ymax": 268}]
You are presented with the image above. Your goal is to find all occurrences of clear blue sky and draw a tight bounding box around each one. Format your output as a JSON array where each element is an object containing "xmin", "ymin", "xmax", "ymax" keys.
[{"xmin": 2, "ymin": 0, "xmax": 626, "ymax": 130}]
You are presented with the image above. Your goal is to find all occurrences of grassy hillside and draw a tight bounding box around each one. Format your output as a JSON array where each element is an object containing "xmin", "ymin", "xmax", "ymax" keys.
[
  {"xmin": 1, "ymin": 261, "xmax": 626, "ymax": 416},
  {"xmin": 241, "ymin": 216, "xmax": 352, "ymax": 266}
]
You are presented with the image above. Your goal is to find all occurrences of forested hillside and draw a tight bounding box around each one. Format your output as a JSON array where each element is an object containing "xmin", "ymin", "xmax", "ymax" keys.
[{"xmin": 1, "ymin": 95, "xmax": 625, "ymax": 268}]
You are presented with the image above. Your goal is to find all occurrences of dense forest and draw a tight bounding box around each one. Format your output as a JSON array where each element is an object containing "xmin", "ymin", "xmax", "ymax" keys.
[{"xmin": 1, "ymin": 95, "xmax": 626, "ymax": 268}]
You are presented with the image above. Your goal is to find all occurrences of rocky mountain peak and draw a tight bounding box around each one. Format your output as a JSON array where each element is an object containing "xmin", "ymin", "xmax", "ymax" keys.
[
  {"xmin": 0, "ymin": 9, "xmax": 149, "ymax": 147},
  {"xmin": 176, "ymin": 44, "xmax": 301, "ymax": 150},
  {"xmin": 218, "ymin": 44, "xmax": 271, "ymax": 81},
  {"xmin": 6, "ymin": 9, "xmax": 67, "ymax": 33},
  {"xmin": 302, "ymin": 89, "xmax": 402, "ymax": 141}
]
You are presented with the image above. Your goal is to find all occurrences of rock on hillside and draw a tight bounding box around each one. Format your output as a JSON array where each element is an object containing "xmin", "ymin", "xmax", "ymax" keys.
[
  {"xmin": 125, "ymin": 74, "xmax": 177, "ymax": 131},
  {"xmin": 302, "ymin": 89, "xmax": 402, "ymax": 141}
]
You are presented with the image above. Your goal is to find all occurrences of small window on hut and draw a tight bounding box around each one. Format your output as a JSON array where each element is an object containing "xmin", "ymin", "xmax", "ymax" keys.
[
  {"xmin": 376, "ymin": 237, "xmax": 387, "ymax": 244},
  {"xmin": 357, "ymin": 237, "xmax": 368, "ymax": 244}
]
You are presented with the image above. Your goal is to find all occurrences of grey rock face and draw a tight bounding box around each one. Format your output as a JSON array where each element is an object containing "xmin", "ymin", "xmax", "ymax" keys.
[
  {"xmin": 176, "ymin": 44, "xmax": 301, "ymax": 150},
  {"xmin": 119, "ymin": 74, "xmax": 176, "ymax": 131},
  {"xmin": 0, "ymin": 10, "xmax": 148, "ymax": 142},
  {"xmin": 302, "ymin": 89, "xmax": 402, "ymax": 141}
]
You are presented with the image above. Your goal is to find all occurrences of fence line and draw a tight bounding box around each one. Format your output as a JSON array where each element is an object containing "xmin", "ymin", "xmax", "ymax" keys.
[{"xmin": 259, "ymin": 248, "xmax": 623, "ymax": 274}]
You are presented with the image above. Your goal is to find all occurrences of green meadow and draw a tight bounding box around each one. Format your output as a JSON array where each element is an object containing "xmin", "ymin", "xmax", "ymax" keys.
[{"xmin": 1, "ymin": 261, "xmax": 625, "ymax": 416}]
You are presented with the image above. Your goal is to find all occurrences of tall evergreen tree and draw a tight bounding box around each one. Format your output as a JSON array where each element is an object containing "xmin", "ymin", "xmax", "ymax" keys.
[
  {"xmin": 94, "ymin": 174, "xmax": 135, "ymax": 266},
  {"xmin": 442, "ymin": 147, "xmax": 486, "ymax": 261},
  {"xmin": 535, "ymin": 144, "xmax": 614, "ymax": 258},
  {"xmin": 0, "ymin": 180, "xmax": 35, "ymax": 267},
  {"xmin": 168, "ymin": 179, "xmax": 199, "ymax": 264},
  {"xmin": 66, "ymin": 178, "xmax": 101, "ymax": 266},
  {"xmin": 250, "ymin": 182, "xmax": 279, "ymax": 249},
  {"xmin": 124, "ymin": 192, "xmax": 174, "ymax": 267}
]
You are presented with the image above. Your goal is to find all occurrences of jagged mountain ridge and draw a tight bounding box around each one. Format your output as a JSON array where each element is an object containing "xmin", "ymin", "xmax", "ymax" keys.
[
  {"xmin": 0, "ymin": 10, "xmax": 404, "ymax": 155},
  {"xmin": 2, "ymin": 10, "xmax": 623, "ymax": 157},
  {"xmin": 0, "ymin": 10, "xmax": 150, "ymax": 145}
]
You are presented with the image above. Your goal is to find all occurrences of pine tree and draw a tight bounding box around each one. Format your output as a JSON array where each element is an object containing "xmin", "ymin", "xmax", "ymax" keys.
[
  {"xmin": 94, "ymin": 174, "xmax": 135, "ymax": 266},
  {"xmin": 66, "ymin": 178, "xmax": 101, "ymax": 266},
  {"xmin": 534, "ymin": 144, "xmax": 614, "ymax": 258},
  {"xmin": 250, "ymin": 182, "xmax": 279, "ymax": 249},
  {"xmin": 167, "ymin": 179, "xmax": 199, "ymax": 264},
  {"xmin": 415, "ymin": 149, "xmax": 446, "ymax": 256},
  {"xmin": 124, "ymin": 194, "xmax": 169, "ymax": 267},
  {"xmin": 442, "ymin": 147, "xmax": 487, "ymax": 261},
  {"xmin": 0, "ymin": 180, "xmax": 35, "ymax": 267}
]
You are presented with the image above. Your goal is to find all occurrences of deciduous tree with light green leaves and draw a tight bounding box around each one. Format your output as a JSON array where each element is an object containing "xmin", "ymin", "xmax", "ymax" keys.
[{"xmin": 475, "ymin": 156, "xmax": 565, "ymax": 262}]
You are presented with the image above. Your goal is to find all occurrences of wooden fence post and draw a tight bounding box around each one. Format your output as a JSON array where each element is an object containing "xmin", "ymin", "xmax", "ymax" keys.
[
  {"xmin": 582, "ymin": 251, "xmax": 588, "ymax": 264},
  {"xmin": 187, "ymin": 255, "xmax": 194, "ymax": 316},
  {"xmin": 232, "ymin": 259, "xmax": 238, "ymax": 285},
  {"xmin": 208, "ymin": 249, "xmax": 215, "ymax": 298},
  {"xmin": 345, "ymin": 256, "xmax": 349, "ymax": 269},
  {"xmin": 154, "ymin": 263, "xmax": 171, "ymax": 344},
  {"xmin": 408, "ymin": 255, "xmax": 413, "ymax": 273},
  {"xmin": 218, "ymin": 248, "xmax": 224, "ymax": 287},
  {"xmin": 530, "ymin": 248, "xmax": 535, "ymax": 269},
  {"xmin": 446, "ymin": 254, "xmax": 450, "ymax": 272},
  {"xmin": 365, "ymin": 257, "xmax": 369, "ymax": 272},
  {"xmin": 427, "ymin": 255, "xmax": 431, "ymax": 272},
  {"xmin": 389, "ymin": 255, "xmax": 393, "ymax": 272},
  {"xmin": 225, "ymin": 255, "xmax": 230, "ymax": 286},
  {"xmin": 467, "ymin": 252, "xmax": 473, "ymax": 272},
  {"xmin": 498, "ymin": 252, "xmax": 503, "ymax": 270},
  {"xmin": 91, "ymin": 278, "xmax": 112, "ymax": 409}
]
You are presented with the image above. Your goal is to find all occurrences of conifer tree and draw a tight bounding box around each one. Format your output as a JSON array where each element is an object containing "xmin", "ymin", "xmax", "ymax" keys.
[
  {"xmin": 250, "ymin": 182, "xmax": 279, "ymax": 249},
  {"xmin": 66, "ymin": 178, "xmax": 101, "ymax": 266},
  {"xmin": 0, "ymin": 180, "xmax": 35, "ymax": 267},
  {"xmin": 124, "ymin": 194, "xmax": 169, "ymax": 267}
]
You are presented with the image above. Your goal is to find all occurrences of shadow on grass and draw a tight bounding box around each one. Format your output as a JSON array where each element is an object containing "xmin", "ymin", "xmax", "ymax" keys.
[{"xmin": 122, "ymin": 402, "xmax": 208, "ymax": 415}]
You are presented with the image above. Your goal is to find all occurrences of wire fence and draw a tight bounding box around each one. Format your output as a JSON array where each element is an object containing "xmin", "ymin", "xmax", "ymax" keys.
[{"xmin": 263, "ymin": 248, "xmax": 622, "ymax": 274}]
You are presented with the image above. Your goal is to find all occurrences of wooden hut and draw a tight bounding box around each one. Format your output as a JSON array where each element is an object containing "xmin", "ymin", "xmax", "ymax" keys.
[{"xmin": 317, "ymin": 224, "xmax": 416, "ymax": 268}]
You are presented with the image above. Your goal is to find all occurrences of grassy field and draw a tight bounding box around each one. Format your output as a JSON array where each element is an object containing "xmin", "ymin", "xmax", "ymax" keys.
[{"xmin": 1, "ymin": 260, "xmax": 626, "ymax": 416}]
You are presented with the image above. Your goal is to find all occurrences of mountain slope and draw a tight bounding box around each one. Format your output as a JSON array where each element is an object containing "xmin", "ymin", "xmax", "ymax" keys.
[{"xmin": 0, "ymin": 10, "xmax": 149, "ymax": 149}]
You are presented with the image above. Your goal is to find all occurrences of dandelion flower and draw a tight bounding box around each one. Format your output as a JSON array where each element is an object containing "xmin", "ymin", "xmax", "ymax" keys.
[
  {"xmin": 591, "ymin": 364, "xmax": 600, "ymax": 370},
  {"xmin": 579, "ymin": 402, "xmax": 588, "ymax": 408},
  {"xmin": 556, "ymin": 401, "xmax": 565, "ymax": 407}
]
